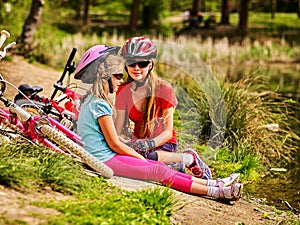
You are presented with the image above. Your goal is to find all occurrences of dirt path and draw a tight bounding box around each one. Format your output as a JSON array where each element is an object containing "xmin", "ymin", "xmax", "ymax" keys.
[{"xmin": 0, "ymin": 56, "xmax": 298, "ymax": 225}]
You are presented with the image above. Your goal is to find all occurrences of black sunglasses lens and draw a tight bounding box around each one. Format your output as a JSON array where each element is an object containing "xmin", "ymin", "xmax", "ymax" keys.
[
  {"xmin": 127, "ymin": 61, "xmax": 150, "ymax": 68},
  {"xmin": 113, "ymin": 73, "xmax": 123, "ymax": 80},
  {"xmin": 138, "ymin": 61, "xmax": 150, "ymax": 68}
]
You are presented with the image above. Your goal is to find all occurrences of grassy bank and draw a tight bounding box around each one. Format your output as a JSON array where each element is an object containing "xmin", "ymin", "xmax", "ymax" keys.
[
  {"xmin": 1, "ymin": 1, "xmax": 299, "ymax": 204},
  {"xmin": 0, "ymin": 143, "xmax": 174, "ymax": 224}
]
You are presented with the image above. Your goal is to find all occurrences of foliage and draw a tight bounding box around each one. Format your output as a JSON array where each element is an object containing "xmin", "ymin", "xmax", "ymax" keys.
[
  {"xmin": 168, "ymin": 68, "xmax": 299, "ymax": 168},
  {"xmin": 220, "ymin": 75, "xmax": 299, "ymax": 167},
  {"xmin": 211, "ymin": 147, "xmax": 263, "ymax": 181},
  {"xmin": 0, "ymin": 143, "xmax": 174, "ymax": 224},
  {"xmin": 0, "ymin": 1, "xmax": 32, "ymax": 37},
  {"xmin": 1, "ymin": 1, "xmax": 300, "ymax": 67}
]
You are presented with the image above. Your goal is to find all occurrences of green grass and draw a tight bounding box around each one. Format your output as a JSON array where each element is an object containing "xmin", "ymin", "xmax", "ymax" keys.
[
  {"xmin": 227, "ymin": 12, "xmax": 300, "ymax": 29},
  {"xmin": 0, "ymin": 143, "xmax": 174, "ymax": 224}
]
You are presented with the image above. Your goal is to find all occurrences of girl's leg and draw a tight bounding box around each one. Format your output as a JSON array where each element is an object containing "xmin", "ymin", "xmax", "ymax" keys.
[
  {"xmin": 105, "ymin": 155, "xmax": 194, "ymax": 193},
  {"xmin": 105, "ymin": 155, "xmax": 242, "ymax": 200}
]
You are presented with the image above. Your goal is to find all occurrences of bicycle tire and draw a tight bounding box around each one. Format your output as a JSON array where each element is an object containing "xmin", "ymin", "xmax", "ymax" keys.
[
  {"xmin": 40, "ymin": 124, "xmax": 113, "ymax": 178},
  {"xmin": 15, "ymin": 99, "xmax": 61, "ymax": 118}
]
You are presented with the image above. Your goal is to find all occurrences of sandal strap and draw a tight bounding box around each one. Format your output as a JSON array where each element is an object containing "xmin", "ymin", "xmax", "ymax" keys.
[
  {"xmin": 216, "ymin": 178, "xmax": 224, "ymax": 186},
  {"xmin": 218, "ymin": 179, "xmax": 224, "ymax": 199}
]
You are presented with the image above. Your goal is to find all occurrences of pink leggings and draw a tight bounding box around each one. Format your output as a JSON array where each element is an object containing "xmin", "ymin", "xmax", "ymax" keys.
[{"xmin": 104, "ymin": 154, "xmax": 193, "ymax": 193}]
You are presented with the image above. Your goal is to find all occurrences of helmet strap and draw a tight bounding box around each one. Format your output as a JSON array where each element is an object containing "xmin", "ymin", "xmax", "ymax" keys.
[
  {"xmin": 132, "ymin": 75, "xmax": 149, "ymax": 91},
  {"xmin": 107, "ymin": 77, "xmax": 114, "ymax": 93},
  {"xmin": 103, "ymin": 59, "xmax": 114, "ymax": 93}
]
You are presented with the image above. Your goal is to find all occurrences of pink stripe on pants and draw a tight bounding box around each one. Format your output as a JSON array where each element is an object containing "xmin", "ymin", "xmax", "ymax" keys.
[{"xmin": 105, "ymin": 154, "xmax": 193, "ymax": 193}]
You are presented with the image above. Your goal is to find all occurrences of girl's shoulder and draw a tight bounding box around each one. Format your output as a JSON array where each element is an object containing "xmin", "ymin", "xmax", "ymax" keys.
[
  {"xmin": 116, "ymin": 83, "xmax": 131, "ymax": 96},
  {"xmin": 155, "ymin": 77, "xmax": 173, "ymax": 90}
]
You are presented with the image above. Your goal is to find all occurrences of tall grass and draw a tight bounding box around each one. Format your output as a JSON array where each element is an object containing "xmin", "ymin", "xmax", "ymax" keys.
[
  {"xmin": 163, "ymin": 65, "xmax": 299, "ymax": 168},
  {"xmin": 30, "ymin": 32, "xmax": 300, "ymax": 69},
  {"xmin": 0, "ymin": 142, "xmax": 89, "ymax": 193},
  {"xmin": 173, "ymin": 35, "xmax": 300, "ymax": 64},
  {"xmin": 220, "ymin": 75, "xmax": 299, "ymax": 166}
]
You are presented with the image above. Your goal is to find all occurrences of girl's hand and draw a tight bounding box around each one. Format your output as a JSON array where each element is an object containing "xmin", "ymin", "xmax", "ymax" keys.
[
  {"xmin": 118, "ymin": 135, "xmax": 130, "ymax": 143},
  {"xmin": 126, "ymin": 139, "xmax": 156, "ymax": 157}
]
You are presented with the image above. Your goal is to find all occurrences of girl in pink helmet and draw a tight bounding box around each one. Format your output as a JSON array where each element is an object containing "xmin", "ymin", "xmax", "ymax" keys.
[{"xmin": 75, "ymin": 44, "xmax": 243, "ymax": 201}]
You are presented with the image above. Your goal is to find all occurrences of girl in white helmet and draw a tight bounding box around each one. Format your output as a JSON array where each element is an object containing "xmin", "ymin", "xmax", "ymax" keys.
[{"xmin": 115, "ymin": 36, "xmax": 213, "ymax": 179}]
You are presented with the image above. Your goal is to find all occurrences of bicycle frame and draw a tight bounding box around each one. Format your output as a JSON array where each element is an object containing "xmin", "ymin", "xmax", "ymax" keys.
[
  {"xmin": 14, "ymin": 48, "xmax": 81, "ymax": 122},
  {"xmin": 0, "ymin": 96, "xmax": 81, "ymax": 154},
  {"xmin": 51, "ymin": 83, "xmax": 81, "ymax": 120},
  {"xmin": 0, "ymin": 30, "xmax": 113, "ymax": 178}
]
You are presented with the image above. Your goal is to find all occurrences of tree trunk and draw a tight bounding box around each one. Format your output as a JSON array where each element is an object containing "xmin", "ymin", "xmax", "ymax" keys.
[
  {"xmin": 75, "ymin": 1, "xmax": 82, "ymax": 20},
  {"xmin": 271, "ymin": 0, "xmax": 276, "ymax": 19},
  {"xmin": 191, "ymin": 0, "xmax": 200, "ymax": 17},
  {"xmin": 82, "ymin": 0, "xmax": 90, "ymax": 25},
  {"xmin": 220, "ymin": 0, "xmax": 230, "ymax": 25},
  {"xmin": 142, "ymin": 5, "xmax": 152, "ymax": 28},
  {"xmin": 237, "ymin": 0, "xmax": 249, "ymax": 37},
  {"xmin": 129, "ymin": 0, "xmax": 140, "ymax": 33},
  {"xmin": 298, "ymin": 0, "xmax": 300, "ymax": 18},
  {"xmin": 201, "ymin": 0, "xmax": 206, "ymax": 12},
  {"xmin": 19, "ymin": 0, "xmax": 44, "ymax": 55}
]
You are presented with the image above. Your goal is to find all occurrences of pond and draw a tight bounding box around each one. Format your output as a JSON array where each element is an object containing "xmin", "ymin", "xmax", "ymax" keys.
[{"xmin": 214, "ymin": 63, "xmax": 300, "ymax": 212}]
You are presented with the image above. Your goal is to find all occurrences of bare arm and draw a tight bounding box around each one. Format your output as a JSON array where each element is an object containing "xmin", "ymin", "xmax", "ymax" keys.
[
  {"xmin": 114, "ymin": 108, "xmax": 130, "ymax": 142},
  {"xmin": 98, "ymin": 115, "xmax": 146, "ymax": 161},
  {"xmin": 151, "ymin": 107, "xmax": 175, "ymax": 147},
  {"xmin": 114, "ymin": 109, "xmax": 126, "ymax": 135}
]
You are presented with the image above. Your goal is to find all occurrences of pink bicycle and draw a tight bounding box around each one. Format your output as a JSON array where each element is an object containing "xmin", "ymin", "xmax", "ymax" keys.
[
  {"xmin": 0, "ymin": 30, "xmax": 113, "ymax": 178},
  {"xmin": 14, "ymin": 48, "xmax": 81, "ymax": 130}
]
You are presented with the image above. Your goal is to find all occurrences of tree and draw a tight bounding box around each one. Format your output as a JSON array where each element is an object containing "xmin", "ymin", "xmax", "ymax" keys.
[
  {"xmin": 19, "ymin": 0, "xmax": 44, "ymax": 55},
  {"xmin": 82, "ymin": 0, "xmax": 90, "ymax": 25},
  {"xmin": 237, "ymin": 0, "xmax": 250, "ymax": 37},
  {"xmin": 141, "ymin": 0, "xmax": 168, "ymax": 29},
  {"xmin": 271, "ymin": 0, "xmax": 276, "ymax": 19},
  {"xmin": 191, "ymin": 0, "xmax": 200, "ymax": 17},
  {"xmin": 298, "ymin": 0, "xmax": 300, "ymax": 18},
  {"xmin": 74, "ymin": 0, "xmax": 83, "ymax": 20},
  {"xmin": 220, "ymin": 0, "xmax": 231, "ymax": 25},
  {"xmin": 129, "ymin": 0, "xmax": 140, "ymax": 33}
]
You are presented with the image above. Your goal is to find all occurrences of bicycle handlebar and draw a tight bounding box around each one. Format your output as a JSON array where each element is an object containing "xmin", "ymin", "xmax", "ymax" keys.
[
  {"xmin": 50, "ymin": 48, "xmax": 77, "ymax": 100},
  {"xmin": 53, "ymin": 83, "xmax": 66, "ymax": 93},
  {"xmin": 0, "ymin": 30, "xmax": 10, "ymax": 49}
]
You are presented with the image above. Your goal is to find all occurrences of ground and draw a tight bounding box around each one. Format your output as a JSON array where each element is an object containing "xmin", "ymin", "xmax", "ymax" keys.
[{"xmin": 0, "ymin": 56, "xmax": 298, "ymax": 225}]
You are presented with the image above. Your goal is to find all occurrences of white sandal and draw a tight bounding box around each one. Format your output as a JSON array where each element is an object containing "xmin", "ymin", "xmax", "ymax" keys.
[
  {"xmin": 216, "ymin": 173, "xmax": 240, "ymax": 187},
  {"xmin": 219, "ymin": 183, "xmax": 243, "ymax": 201}
]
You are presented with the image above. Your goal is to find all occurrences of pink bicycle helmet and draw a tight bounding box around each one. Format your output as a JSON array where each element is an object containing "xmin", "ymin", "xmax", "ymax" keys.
[
  {"xmin": 120, "ymin": 37, "xmax": 157, "ymax": 59},
  {"xmin": 74, "ymin": 45, "xmax": 120, "ymax": 83}
]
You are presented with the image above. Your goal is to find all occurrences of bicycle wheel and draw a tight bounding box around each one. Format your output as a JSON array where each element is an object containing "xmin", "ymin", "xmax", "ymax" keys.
[
  {"xmin": 39, "ymin": 124, "xmax": 113, "ymax": 178},
  {"xmin": 15, "ymin": 99, "xmax": 60, "ymax": 119}
]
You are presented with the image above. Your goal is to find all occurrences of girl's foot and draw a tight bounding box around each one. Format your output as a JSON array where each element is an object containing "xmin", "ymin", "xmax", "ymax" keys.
[
  {"xmin": 216, "ymin": 173, "xmax": 240, "ymax": 187},
  {"xmin": 207, "ymin": 173, "xmax": 240, "ymax": 187},
  {"xmin": 183, "ymin": 149, "xmax": 212, "ymax": 179},
  {"xmin": 219, "ymin": 183, "xmax": 243, "ymax": 201}
]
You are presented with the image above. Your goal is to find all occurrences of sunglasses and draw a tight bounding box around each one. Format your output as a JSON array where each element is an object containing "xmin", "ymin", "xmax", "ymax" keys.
[
  {"xmin": 112, "ymin": 73, "xmax": 124, "ymax": 80},
  {"xmin": 126, "ymin": 60, "xmax": 151, "ymax": 68}
]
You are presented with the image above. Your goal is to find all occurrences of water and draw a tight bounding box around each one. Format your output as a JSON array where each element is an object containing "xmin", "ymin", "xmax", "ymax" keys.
[
  {"xmin": 214, "ymin": 63, "xmax": 300, "ymax": 212},
  {"xmin": 244, "ymin": 167, "xmax": 300, "ymax": 212}
]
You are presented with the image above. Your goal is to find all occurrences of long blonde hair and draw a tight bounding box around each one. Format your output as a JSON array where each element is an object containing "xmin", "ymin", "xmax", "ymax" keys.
[
  {"xmin": 81, "ymin": 54, "xmax": 123, "ymax": 107},
  {"xmin": 124, "ymin": 67, "xmax": 171, "ymax": 138}
]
